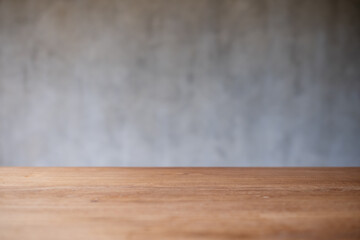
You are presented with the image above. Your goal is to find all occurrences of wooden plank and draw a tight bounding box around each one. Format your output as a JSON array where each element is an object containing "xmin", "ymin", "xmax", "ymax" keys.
[{"xmin": 0, "ymin": 168, "xmax": 359, "ymax": 240}]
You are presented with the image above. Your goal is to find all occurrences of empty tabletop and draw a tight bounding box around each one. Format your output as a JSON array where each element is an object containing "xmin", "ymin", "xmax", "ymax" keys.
[{"xmin": 0, "ymin": 167, "xmax": 359, "ymax": 240}]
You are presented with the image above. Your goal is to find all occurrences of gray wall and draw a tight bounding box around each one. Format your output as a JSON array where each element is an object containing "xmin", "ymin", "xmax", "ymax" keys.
[{"xmin": 0, "ymin": 0, "xmax": 359, "ymax": 166}]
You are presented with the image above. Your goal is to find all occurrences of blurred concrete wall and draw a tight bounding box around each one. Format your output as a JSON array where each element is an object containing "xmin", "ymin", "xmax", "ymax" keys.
[{"xmin": 0, "ymin": 0, "xmax": 359, "ymax": 166}]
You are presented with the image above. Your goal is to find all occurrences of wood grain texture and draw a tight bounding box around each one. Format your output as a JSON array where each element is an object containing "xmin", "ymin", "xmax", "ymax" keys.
[{"xmin": 0, "ymin": 168, "xmax": 359, "ymax": 240}]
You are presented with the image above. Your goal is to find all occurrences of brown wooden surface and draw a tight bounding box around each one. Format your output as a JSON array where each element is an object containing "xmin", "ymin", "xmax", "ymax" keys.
[{"xmin": 0, "ymin": 168, "xmax": 359, "ymax": 240}]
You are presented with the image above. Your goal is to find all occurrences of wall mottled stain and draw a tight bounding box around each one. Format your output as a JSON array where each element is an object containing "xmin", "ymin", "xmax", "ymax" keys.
[{"xmin": 0, "ymin": 0, "xmax": 359, "ymax": 166}]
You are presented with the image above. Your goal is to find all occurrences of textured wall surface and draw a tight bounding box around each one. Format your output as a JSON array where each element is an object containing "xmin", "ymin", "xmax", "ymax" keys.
[{"xmin": 0, "ymin": 0, "xmax": 359, "ymax": 166}]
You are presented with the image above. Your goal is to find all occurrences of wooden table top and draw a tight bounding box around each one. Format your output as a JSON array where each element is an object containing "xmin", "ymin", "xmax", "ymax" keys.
[{"xmin": 0, "ymin": 167, "xmax": 359, "ymax": 240}]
